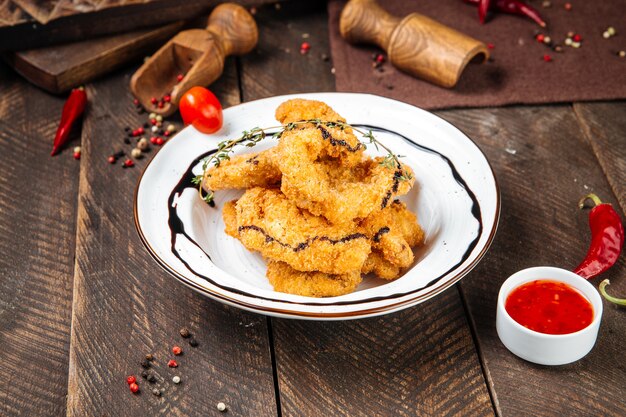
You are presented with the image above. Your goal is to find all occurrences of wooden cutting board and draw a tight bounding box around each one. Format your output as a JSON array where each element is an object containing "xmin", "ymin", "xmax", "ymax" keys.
[{"xmin": 4, "ymin": 22, "xmax": 184, "ymax": 94}]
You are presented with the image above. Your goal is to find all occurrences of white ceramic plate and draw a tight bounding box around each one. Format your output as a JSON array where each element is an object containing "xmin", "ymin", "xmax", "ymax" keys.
[{"xmin": 135, "ymin": 93, "xmax": 500, "ymax": 320}]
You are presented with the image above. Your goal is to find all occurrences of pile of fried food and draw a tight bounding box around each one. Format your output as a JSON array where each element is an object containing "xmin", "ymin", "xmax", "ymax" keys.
[{"xmin": 202, "ymin": 99, "xmax": 424, "ymax": 297}]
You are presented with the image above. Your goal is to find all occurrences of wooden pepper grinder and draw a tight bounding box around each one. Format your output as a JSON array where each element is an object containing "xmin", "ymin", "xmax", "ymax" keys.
[
  {"xmin": 340, "ymin": 0, "xmax": 489, "ymax": 88},
  {"xmin": 131, "ymin": 3, "xmax": 257, "ymax": 116}
]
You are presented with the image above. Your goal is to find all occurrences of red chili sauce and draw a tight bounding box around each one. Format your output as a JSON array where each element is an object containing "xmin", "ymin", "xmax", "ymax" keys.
[{"xmin": 505, "ymin": 280, "xmax": 593, "ymax": 335}]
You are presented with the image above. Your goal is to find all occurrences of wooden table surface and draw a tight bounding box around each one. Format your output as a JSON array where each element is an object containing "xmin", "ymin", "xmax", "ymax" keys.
[{"xmin": 1, "ymin": 2, "xmax": 625, "ymax": 416}]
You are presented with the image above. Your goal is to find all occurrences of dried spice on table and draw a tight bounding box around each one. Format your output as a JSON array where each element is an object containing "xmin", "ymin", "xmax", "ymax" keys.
[
  {"xmin": 599, "ymin": 280, "xmax": 626, "ymax": 306},
  {"xmin": 51, "ymin": 86, "xmax": 87, "ymax": 156},
  {"xmin": 574, "ymin": 194, "xmax": 624, "ymax": 280},
  {"xmin": 463, "ymin": 0, "xmax": 546, "ymax": 27}
]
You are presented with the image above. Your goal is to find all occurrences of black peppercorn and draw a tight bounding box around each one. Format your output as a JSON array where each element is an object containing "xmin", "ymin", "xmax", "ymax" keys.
[
  {"xmin": 140, "ymin": 359, "xmax": 151, "ymax": 368},
  {"xmin": 189, "ymin": 338, "xmax": 199, "ymax": 347},
  {"xmin": 179, "ymin": 328, "xmax": 191, "ymax": 338}
]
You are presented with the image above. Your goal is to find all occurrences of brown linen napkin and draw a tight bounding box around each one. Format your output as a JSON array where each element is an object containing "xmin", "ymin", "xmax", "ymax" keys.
[{"xmin": 328, "ymin": 0, "xmax": 626, "ymax": 109}]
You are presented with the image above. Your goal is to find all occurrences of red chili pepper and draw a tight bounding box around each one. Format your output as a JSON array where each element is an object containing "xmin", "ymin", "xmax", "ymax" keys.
[
  {"xmin": 462, "ymin": 0, "xmax": 546, "ymax": 27},
  {"xmin": 573, "ymin": 194, "xmax": 624, "ymax": 280},
  {"xmin": 51, "ymin": 87, "xmax": 87, "ymax": 156},
  {"xmin": 478, "ymin": 0, "xmax": 491, "ymax": 24}
]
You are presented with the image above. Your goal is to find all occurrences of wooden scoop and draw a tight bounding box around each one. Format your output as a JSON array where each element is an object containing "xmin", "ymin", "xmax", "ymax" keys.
[
  {"xmin": 130, "ymin": 3, "xmax": 257, "ymax": 116},
  {"xmin": 340, "ymin": 0, "xmax": 489, "ymax": 88}
]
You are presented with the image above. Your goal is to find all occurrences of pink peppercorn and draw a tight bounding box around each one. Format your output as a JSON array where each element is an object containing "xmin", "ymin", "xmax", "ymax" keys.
[
  {"xmin": 543, "ymin": 54, "xmax": 552, "ymax": 62},
  {"xmin": 129, "ymin": 382, "xmax": 139, "ymax": 393},
  {"xmin": 375, "ymin": 54, "xmax": 385, "ymax": 63},
  {"xmin": 168, "ymin": 359, "xmax": 178, "ymax": 368},
  {"xmin": 73, "ymin": 151, "xmax": 81, "ymax": 160},
  {"xmin": 155, "ymin": 137, "xmax": 165, "ymax": 146},
  {"xmin": 573, "ymin": 34, "xmax": 582, "ymax": 42},
  {"xmin": 172, "ymin": 346, "xmax": 182, "ymax": 356},
  {"xmin": 536, "ymin": 34, "xmax": 545, "ymax": 42},
  {"xmin": 123, "ymin": 159, "xmax": 134, "ymax": 167},
  {"xmin": 176, "ymin": 74, "xmax": 184, "ymax": 82},
  {"xmin": 126, "ymin": 376, "xmax": 136, "ymax": 385},
  {"xmin": 487, "ymin": 43, "xmax": 495, "ymax": 49},
  {"xmin": 108, "ymin": 156, "xmax": 116, "ymax": 164},
  {"xmin": 163, "ymin": 95, "xmax": 171, "ymax": 103},
  {"xmin": 150, "ymin": 97, "xmax": 157, "ymax": 105}
]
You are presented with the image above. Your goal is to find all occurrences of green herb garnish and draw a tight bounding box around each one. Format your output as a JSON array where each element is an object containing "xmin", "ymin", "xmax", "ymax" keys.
[{"xmin": 195, "ymin": 119, "xmax": 411, "ymax": 205}]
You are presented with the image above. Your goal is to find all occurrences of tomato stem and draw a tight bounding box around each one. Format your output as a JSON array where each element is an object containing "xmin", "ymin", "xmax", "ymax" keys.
[{"xmin": 599, "ymin": 279, "xmax": 626, "ymax": 306}]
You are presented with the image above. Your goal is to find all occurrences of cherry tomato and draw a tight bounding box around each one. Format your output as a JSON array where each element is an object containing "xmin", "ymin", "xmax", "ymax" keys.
[{"xmin": 179, "ymin": 87, "xmax": 223, "ymax": 134}]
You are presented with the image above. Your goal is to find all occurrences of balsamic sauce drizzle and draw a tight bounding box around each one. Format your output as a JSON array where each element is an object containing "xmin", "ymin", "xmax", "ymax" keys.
[
  {"xmin": 165, "ymin": 125, "xmax": 485, "ymax": 306},
  {"xmin": 238, "ymin": 225, "xmax": 367, "ymax": 252}
]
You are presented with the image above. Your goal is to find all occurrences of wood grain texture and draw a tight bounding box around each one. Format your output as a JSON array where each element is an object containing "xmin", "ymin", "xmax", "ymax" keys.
[
  {"xmin": 0, "ymin": 63, "xmax": 79, "ymax": 416},
  {"xmin": 66, "ymin": 62, "xmax": 277, "ymax": 417},
  {"xmin": 436, "ymin": 105, "xmax": 626, "ymax": 417},
  {"xmin": 5, "ymin": 22, "xmax": 184, "ymax": 94},
  {"xmin": 573, "ymin": 102, "xmax": 626, "ymax": 214},
  {"xmin": 239, "ymin": 1, "xmax": 335, "ymax": 101},
  {"xmin": 339, "ymin": 0, "xmax": 488, "ymax": 88},
  {"xmin": 0, "ymin": 0, "xmax": 273, "ymax": 52},
  {"xmin": 241, "ymin": 3, "xmax": 494, "ymax": 416}
]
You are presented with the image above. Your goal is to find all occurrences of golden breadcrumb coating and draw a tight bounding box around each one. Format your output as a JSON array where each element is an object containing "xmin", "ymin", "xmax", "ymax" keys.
[
  {"xmin": 222, "ymin": 200, "xmax": 238, "ymax": 237},
  {"xmin": 203, "ymin": 148, "xmax": 281, "ymax": 191},
  {"xmin": 228, "ymin": 187, "xmax": 371, "ymax": 275},
  {"xmin": 266, "ymin": 260, "xmax": 362, "ymax": 297},
  {"xmin": 275, "ymin": 99, "xmax": 364, "ymax": 167},
  {"xmin": 275, "ymin": 98, "xmax": 346, "ymax": 125},
  {"xmin": 361, "ymin": 251, "xmax": 402, "ymax": 280},
  {"xmin": 361, "ymin": 200, "xmax": 424, "ymax": 269},
  {"xmin": 279, "ymin": 149, "xmax": 414, "ymax": 225}
]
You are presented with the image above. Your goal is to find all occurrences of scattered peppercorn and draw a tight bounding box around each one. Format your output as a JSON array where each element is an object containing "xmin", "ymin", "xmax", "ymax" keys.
[
  {"xmin": 152, "ymin": 388, "xmax": 161, "ymax": 397},
  {"xmin": 300, "ymin": 41, "xmax": 311, "ymax": 55},
  {"xmin": 217, "ymin": 402, "xmax": 227, "ymax": 412},
  {"xmin": 543, "ymin": 54, "xmax": 552, "ymax": 62},
  {"xmin": 541, "ymin": 0, "xmax": 551, "ymax": 7},
  {"xmin": 536, "ymin": 33, "xmax": 545, "ymax": 42},
  {"xmin": 141, "ymin": 370, "xmax": 149, "ymax": 379},
  {"xmin": 618, "ymin": 51, "xmax": 626, "ymax": 58},
  {"xmin": 137, "ymin": 138, "xmax": 150, "ymax": 151},
  {"xmin": 126, "ymin": 376, "xmax": 136, "ymax": 385},
  {"xmin": 108, "ymin": 155, "xmax": 116, "ymax": 164},
  {"xmin": 487, "ymin": 42, "xmax": 495, "ymax": 49},
  {"xmin": 168, "ymin": 359, "xmax": 178, "ymax": 368},
  {"xmin": 564, "ymin": 2, "xmax": 572, "ymax": 11},
  {"xmin": 543, "ymin": 36, "xmax": 551, "ymax": 44},
  {"xmin": 172, "ymin": 376, "xmax": 181, "ymax": 384},
  {"xmin": 553, "ymin": 45, "xmax": 563, "ymax": 52},
  {"xmin": 131, "ymin": 148, "xmax": 143, "ymax": 159},
  {"xmin": 188, "ymin": 338, "xmax": 198, "ymax": 347},
  {"xmin": 172, "ymin": 346, "xmax": 183, "ymax": 356},
  {"xmin": 573, "ymin": 34, "xmax": 582, "ymax": 42},
  {"xmin": 179, "ymin": 328, "xmax": 191, "ymax": 338},
  {"xmin": 607, "ymin": 27, "xmax": 616, "ymax": 36},
  {"xmin": 164, "ymin": 95, "xmax": 171, "ymax": 103},
  {"xmin": 124, "ymin": 159, "xmax": 134, "ymax": 168},
  {"xmin": 166, "ymin": 124, "xmax": 176, "ymax": 133},
  {"xmin": 177, "ymin": 74, "xmax": 184, "ymax": 82},
  {"xmin": 151, "ymin": 125, "xmax": 159, "ymax": 133},
  {"xmin": 133, "ymin": 99, "xmax": 139, "ymax": 106},
  {"xmin": 124, "ymin": 126, "xmax": 132, "ymax": 133},
  {"xmin": 140, "ymin": 358, "xmax": 151, "ymax": 368},
  {"xmin": 147, "ymin": 373, "xmax": 157, "ymax": 383},
  {"xmin": 73, "ymin": 151, "xmax": 81, "ymax": 160},
  {"xmin": 155, "ymin": 137, "xmax": 165, "ymax": 146},
  {"xmin": 565, "ymin": 37, "xmax": 573, "ymax": 46},
  {"xmin": 571, "ymin": 41, "xmax": 581, "ymax": 48},
  {"xmin": 129, "ymin": 382, "xmax": 139, "ymax": 394},
  {"xmin": 150, "ymin": 97, "xmax": 157, "ymax": 105}
]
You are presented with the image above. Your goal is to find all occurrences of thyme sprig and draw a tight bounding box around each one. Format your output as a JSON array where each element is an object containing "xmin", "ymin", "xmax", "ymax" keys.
[{"xmin": 194, "ymin": 119, "xmax": 411, "ymax": 205}]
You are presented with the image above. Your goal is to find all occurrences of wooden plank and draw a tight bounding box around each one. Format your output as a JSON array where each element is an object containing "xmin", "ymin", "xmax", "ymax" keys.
[
  {"xmin": 437, "ymin": 105, "xmax": 626, "ymax": 417},
  {"xmin": 0, "ymin": 63, "xmax": 79, "ymax": 416},
  {"xmin": 0, "ymin": 0, "xmax": 275, "ymax": 52},
  {"xmin": 240, "ymin": 3, "xmax": 494, "ymax": 416},
  {"xmin": 65, "ymin": 61, "xmax": 277, "ymax": 416},
  {"xmin": 5, "ymin": 22, "xmax": 184, "ymax": 94},
  {"xmin": 573, "ymin": 102, "xmax": 626, "ymax": 214}
]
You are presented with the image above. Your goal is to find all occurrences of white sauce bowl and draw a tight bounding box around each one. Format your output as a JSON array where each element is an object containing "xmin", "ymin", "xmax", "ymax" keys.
[{"xmin": 496, "ymin": 266, "xmax": 603, "ymax": 366}]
